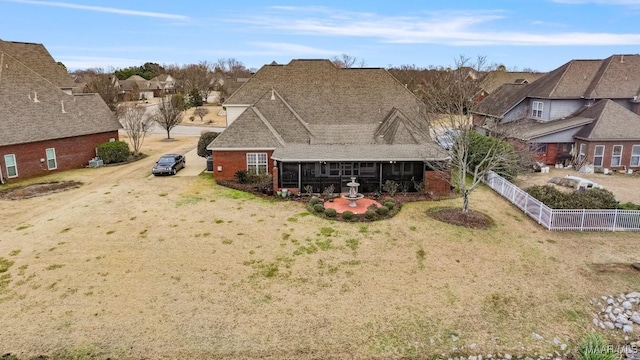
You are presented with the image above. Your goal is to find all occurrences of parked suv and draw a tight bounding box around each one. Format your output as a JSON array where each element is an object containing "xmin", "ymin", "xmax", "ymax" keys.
[{"xmin": 152, "ymin": 154, "xmax": 185, "ymax": 176}]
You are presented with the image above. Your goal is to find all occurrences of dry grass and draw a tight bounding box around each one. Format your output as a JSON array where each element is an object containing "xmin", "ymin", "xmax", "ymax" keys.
[
  {"xmin": 180, "ymin": 104, "xmax": 226, "ymax": 127},
  {"xmin": 0, "ymin": 136, "xmax": 639, "ymax": 359}
]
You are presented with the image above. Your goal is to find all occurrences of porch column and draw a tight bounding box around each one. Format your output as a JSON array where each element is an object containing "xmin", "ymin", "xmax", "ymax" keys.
[{"xmin": 272, "ymin": 160, "xmax": 279, "ymax": 191}]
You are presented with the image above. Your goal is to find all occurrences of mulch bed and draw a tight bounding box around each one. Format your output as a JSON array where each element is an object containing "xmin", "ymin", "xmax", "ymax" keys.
[
  {"xmin": 427, "ymin": 207, "xmax": 494, "ymax": 229},
  {"xmin": 0, "ymin": 181, "xmax": 83, "ymax": 200}
]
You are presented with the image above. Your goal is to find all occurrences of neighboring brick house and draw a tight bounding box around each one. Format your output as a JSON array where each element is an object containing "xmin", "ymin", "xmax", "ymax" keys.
[
  {"xmin": 473, "ymin": 54, "xmax": 640, "ymax": 169},
  {"xmin": 207, "ymin": 59, "xmax": 451, "ymax": 195},
  {"xmin": 0, "ymin": 39, "xmax": 121, "ymax": 183}
]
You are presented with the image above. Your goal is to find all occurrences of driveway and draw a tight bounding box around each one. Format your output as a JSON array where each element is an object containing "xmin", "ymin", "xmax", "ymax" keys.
[{"xmin": 175, "ymin": 148, "xmax": 206, "ymax": 176}]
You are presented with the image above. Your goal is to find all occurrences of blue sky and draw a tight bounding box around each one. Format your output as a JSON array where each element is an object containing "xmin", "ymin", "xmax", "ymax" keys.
[{"xmin": 1, "ymin": 0, "xmax": 639, "ymax": 72}]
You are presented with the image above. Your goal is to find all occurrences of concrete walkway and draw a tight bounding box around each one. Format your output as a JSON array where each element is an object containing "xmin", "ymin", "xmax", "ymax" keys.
[{"xmin": 175, "ymin": 148, "xmax": 206, "ymax": 177}]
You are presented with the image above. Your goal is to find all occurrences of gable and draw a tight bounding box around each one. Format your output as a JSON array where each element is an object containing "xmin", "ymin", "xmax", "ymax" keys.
[
  {"xmin": 0, "ymin": 51, "xmax": 119, "ymax": 147},
  {"xmin": 0, "ymin": 39, "xmax": 75, "ymax": 88},
  {"xmin": 208, "ymin": 107, "xmax": 284, "ymax": 149},
  {"xmin": 574, "ymin": 100, "xmax": 640, "ymax": 140}
]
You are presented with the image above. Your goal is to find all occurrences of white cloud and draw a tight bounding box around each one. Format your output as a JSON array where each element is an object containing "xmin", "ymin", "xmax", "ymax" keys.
[
  {"xmin": 58, "ymin": 56, "xmax": 146, "ymax": 71},
  {"xmin": 234, "ymin": 6, "xmax": 640, "ymax": 46},
  {"xmin": 248, "ymin": 42, "xmax": 337, "ymax": 55},
  {"xmin": 4, "ymin": 0, "xmax": 189, "ymax": 20}
]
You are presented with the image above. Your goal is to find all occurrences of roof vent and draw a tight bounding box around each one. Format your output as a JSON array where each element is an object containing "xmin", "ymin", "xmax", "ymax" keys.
[
  {"xmin": 33, "ymin": 91, "xmax": 40, "ymax": 103},
  {"xmin": 61, "ymin": 100, "xmax": 67, "ymax": 113},
  {"xmin": 621, "ymin": 55, "xmax": 624, "ymax": 63},
  {"xmin": 270, "ymin": 88, "xmax": 275, "ymax": 100}
]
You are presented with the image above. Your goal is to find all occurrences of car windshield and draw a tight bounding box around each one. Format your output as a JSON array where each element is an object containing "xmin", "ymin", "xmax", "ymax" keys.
[{"xmin": 158, "ymin": 158, "xmax": 175, "ymax": 164}]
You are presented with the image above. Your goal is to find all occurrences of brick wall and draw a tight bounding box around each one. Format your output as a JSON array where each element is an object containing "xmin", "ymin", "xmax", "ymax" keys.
[
  {"xmin": 212, "ymin": 150, "xmax": 274, "ymax": 181},
  {"xmin": 425, "ymin": 169, "xmax": 451, "ymax": 195},
  {"xmin": 577, "ymin": 140, "xmax": 640, "ymax": 169},
  {"xmin": 0, "ymin": 131, "xmax": 119, "ymax": 181}
]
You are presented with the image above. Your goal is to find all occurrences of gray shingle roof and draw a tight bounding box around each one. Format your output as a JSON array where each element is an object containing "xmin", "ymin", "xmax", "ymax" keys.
[
  {"xmin": 504, "ymin": 117, "xmax": 594, "ymax": 141},
  {"xmin": 0, "ymin": 39, "xmax": 75, "ymax": 88},
  {"xmin": 272, "ymin": 144, "xmax": 447, "ymax": 162},
  {"xmin": 474, "ymin": 83, "xmax": 529, "ymax": 118},
  {"xmin": 211, "ymin": 59, "xmax": 448, "ymax": 160},
  {"xmin": 475, "ymin": 54, "xmax": 640, "ymax": 118},
  {"xmin": 0, "ymin": 51, "xmax": 120, "ymax": 147},
  {"xmin": 574, "ymin": 99, "xmax": 640, "ymax": 140},
  {"xmin": 477, "ymin": 71, "xmax": 545, "ymax": 95},
  {"xmin": 208, "ymin": 107, "xmax": 284, "ymax": 149}
]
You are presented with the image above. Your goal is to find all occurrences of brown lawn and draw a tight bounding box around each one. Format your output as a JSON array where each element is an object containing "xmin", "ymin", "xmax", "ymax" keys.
[{"xmin": 1, "ymin": 136, "xmax": 639, "ymax": 359}]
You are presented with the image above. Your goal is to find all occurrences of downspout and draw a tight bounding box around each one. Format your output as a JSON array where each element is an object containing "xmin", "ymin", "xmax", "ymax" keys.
[
  {"xmin": 298, "ymin": 162, "xmax": 302, "ymax": 193},
  {"xmin": 378, "ymin": 162, "xmax": 383, "ymax": 192}
]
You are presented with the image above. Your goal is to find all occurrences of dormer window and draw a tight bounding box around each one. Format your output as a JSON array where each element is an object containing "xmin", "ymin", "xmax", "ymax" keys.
[{"xmin": 532, "ymin": 101, "xmax": 543, "ymax": 118}]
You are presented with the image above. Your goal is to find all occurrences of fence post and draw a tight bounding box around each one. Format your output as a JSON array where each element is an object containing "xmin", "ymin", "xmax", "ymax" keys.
[
  {"xmin": 580, "ymin": 209, "xmax": 586, "ymax": 231},
  {"xmin": 613, "ymin": 209, "xmax": 618, "ymax": 232},
  {"xmin": 548, "ymin": 209, "xmax": 553, "ymax": 230},
  {"xmin": 524, "ymin": 195, "xmax": 528, "ymax": 215},
  {"xmin": 538, "ymin": 204, "xmax": 543, "ymax": 224}
]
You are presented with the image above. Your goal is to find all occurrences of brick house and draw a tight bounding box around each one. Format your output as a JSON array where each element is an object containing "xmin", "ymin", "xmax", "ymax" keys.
[
  {"xmin": 0, "ymin": 39, "xmax": 121, "ymax": 183},
  {"xmin": 473, "ymin": 54, "xmax": 640, "ymax": 170},
  {"xmin": 207, "ymin": 59, "xmax": 451, "ymax": 195}
]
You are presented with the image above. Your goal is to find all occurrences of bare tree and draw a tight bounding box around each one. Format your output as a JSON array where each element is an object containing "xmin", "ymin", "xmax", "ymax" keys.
[
  {"xmin": 154, "ymin": 96, "xmax": 186, "ymax": 139},
  {"xmin": 117, "ymin": 104, "xmax": 153, "ymax": 156},
  {"xmin": 215, "ymin": 57, "xmax": 251, "ymax": 78},
  {"xmin": 331, "ymin": 54, "xmax": 366, "ymax": 68},
  {"xmin": 173, "ymin": 61, "xmax": 216, "ymax": 102},
  {"xmin": 423, "ymin": 56, "xmax": 521, "ymax": 213},
  {"xmin": 193, "ymin": 107, "xmax": 210, "ymax": 122},
  {"xmin": 85, "ymin": 69, "xmax": 120, "ymax": 112}
]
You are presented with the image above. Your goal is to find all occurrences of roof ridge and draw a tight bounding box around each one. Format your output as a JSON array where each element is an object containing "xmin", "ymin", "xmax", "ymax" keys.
[
  {"xmin": 548, "ymin": 61, "xmax": 573, "ymax": 97},
  {"xmin": 584, "ymin": 56, "xmax": 613, "ymax": 99},
  {"xmin": 251, "ymin": 106, "xmax": 286, "ymax": 146},
  {"xmin": 0, "ymin": 53, "xmax": 4, "ymax": 83},
  {"xmin": 272, "ymin": 88, "xmax": 315, "ymax": 137}
]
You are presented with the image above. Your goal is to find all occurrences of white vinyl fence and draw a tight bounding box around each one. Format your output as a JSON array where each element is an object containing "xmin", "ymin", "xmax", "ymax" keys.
[{"xmin": 485, "ymin": 171, "xmax": 640, "ymax": 231}]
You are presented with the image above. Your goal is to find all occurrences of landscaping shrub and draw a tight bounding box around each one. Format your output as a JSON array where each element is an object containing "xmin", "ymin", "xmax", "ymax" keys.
[
  {"xmin": 235, "ymin": 170, "xmax": 249, "ymax": 184},
  {"xmin": 364, "ymin": 210, "xmax": 376, "ymax": 219},
  {"xmin": 383, "ymin": 201, "xmax": 395, "ymax": 210},
  {"xmin": 525, "ymin": 185, "xmax": 619, "ymax": 209},
  {"xmin": 313, "ymin": 204, "xmax": 325, "ymax": 213},
  {"xmin": 324, "ymin": 208, "xmax": 337, "ymax": 218},
  {"xmin": 577, "ymin": 333, "xmax": 618, "ymax": 360},
  {"xmin": 619, "ymin": 201, "xmax": 640, "ymax": 210},
  {"xmin": 97, "ymin": 141, "xmax": 130, "ymax": 164},
  {"xmin": 383, "ymin": 180, "xmax": 399, "ymax": 197},
  {"xmin": 197, "ymin": 131, "xmax": 219, "ymax": 157},
  {"xmin": 342, "ymin": 211, "xmax": 354, "ymax": 220},
  {"xmin": 310, "ymin": 196, "xmax": 323, "ymax": 205},
  {"xmin": 376, "ymin": 205, "xmax": 390, "ymax": 216}
]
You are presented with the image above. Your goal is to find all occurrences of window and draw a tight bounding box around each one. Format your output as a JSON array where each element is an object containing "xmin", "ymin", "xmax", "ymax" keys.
[
  {"xmin": 328, "ymin": 163, "xmax": 340, "ymax": 177},
  {"xmin": 593, "ymin": 145, "xmax": 604, "ymax": 167},
  {"xmin": 532, "ymin": 101, "xmax": 543, "ymax": 118},
  {"xmin": 392, "ymin": 162, "xmax": 413, "ymax": 175},
  {"xmin": 246, "ymin": 153, "xmax": 268, "ymax": 175},
  {"xmin": 529, "ymin": 143, "xmax": 547, "ymax": 153},
  {"xmin": 558, "ymin": 143, "xmax": 573, "ymax": 153},
  {"xmin": 631, "ymin": 145, "xmax": 640, "ymax": 167},
  {"xmin": 611, "ymin": 145, "xmax": 623, "ymax": 166},
  {"xmin": 578, "ymin": 143, "xmax": 586, "ymax": 163},
  {"xmin": 45, "ymin": 148, "xmax": 57, "ymax": 170},
  {"xmin": 4, "ymin": 154, "xmax": 17, "ymax": 178}
]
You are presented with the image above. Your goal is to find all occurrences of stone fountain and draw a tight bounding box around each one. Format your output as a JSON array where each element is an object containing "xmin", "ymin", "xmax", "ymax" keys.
[{"xmin": 342, "ymin": 176, "xmax": 365, "ymax": 207}]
